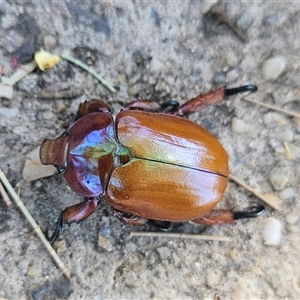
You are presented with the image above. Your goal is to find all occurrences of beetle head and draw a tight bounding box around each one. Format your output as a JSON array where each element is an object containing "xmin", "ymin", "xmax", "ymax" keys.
[{"xmin": 40, "ymin": 131, "xmax": 69, "ymax": 173}]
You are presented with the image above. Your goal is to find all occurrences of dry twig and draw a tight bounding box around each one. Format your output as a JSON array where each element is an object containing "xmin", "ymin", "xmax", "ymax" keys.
[
  {"xmin": 242, "ymin": 96, "xmax": 300, "ymax": 119},
  {"xmin": 0, "ymin": 168, "xmax": 71, "ymax": 279},
  {"xmin": 229, "ymin": 174, "xmax": 280, "ymax": 211},
  {"xmin": 130, "ymin": 231, "xmax": 230, "ymax": 242},
  {"xmin": 0, "ymin": 181, "xmax": 12, "ymax": 206}
]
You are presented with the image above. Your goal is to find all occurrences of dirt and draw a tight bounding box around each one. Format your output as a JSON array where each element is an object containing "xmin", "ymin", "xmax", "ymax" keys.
[{"xmin": 0, "ymin": 2, "xmax": 299, "ymax": 299}]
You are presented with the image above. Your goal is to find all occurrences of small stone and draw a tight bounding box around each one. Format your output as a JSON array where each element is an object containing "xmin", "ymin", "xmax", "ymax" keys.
[
  {"xmin": 43, "ymin": 111, "xmax": 55, "ymax": 120},
  {"xmin": 236, "ymin": 12, "xmax": 253, "ymax": 30},
  {"xmin": 262, "ymin": 217, "xmax": 283, "ymax": 246},
  {"xmin": 0, "ymin": 106, "xmax": 18, "ymax": 117},
  {"xmin": 231, "ymin": 117, "xmax": 250, "ymax": 133},
  {"xmin": 226, "ymin": 69, "xmax": 239, "ymax": 82},
  {"xmin": 27, "ymin": 264, "xmax": 42, "ymax": 277},
  {"xmin": 98, "ymin": 235, "xmax": 113, "ymax": 252},
  {"xmin": 229, "ymin": 249, "xmax": 239, "ymax": 260},
  {"xmin": 212, "ymin": 72, "xmax": 225, "ymax": 85},
  {"xmin": 288, "ymin": 225, "xmax": 299, "ymax": 233},
  {"xmin": 263, "ymin": 112, "xmax": 287, "ymax": 126},
  {"xmin": 286, "ymin": 213, "xmax": 299, "ymax": 225},
  {"xmin": 22, "ymin": 146, "xmax": 56, "ymax": 182},
  {"xmin": 53, "ymin": 240, "xmax": 67, "ymax": 253},
  {"xmin": 200, "ymin": 0, "xmax": 218, "ymax": 14},
  {"xmin": 279, "ymin": 187, "xmax": 295, "ymax": 200},
  {"xmin": 44, "ymin": 35, "xmax": 57, "ymax": 50},
  {"xmin": 125, "ymin": 241, "xmax": 136, "ymax": 252},
  {"xmin": 18, "ymin": 74, "xmax": 38, "ymax": 92},
  {"xmin": 261, "ymin": 56, "xmax": 286, "ymax": 81},
  {"xmin": 172, "ymin": 253, "xmax": 181, "ymax": 267},
  {"xmin": 157, "ymin": 247, "xmax": 171, "ymax": 260},
  {"xmin": 55, "ymin": 101, "xmax": 67, "ymax": 113},
  {"xmin": 269, "ymin": 166, "xmax": 291, "ymax": 191},
  {"xmin": 149, "ymin": 57, "xmax": 166, "ymax": 74},
  {"xmin": 0, "ymin": 84, "xmax": 13, "ymax": 99}
]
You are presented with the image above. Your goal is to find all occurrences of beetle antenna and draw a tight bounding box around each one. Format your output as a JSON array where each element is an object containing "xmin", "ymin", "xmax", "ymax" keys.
[
  {"xmin": 233, "ymin": 205, "xmax": 265, "ymax": 220},
  {"xmin": 224, "ymin": 85, "xmax": 257, "ymax": 96},
  {"xmin": 44, "ymin": 218, "xmax": 63, "ymax": 243}
]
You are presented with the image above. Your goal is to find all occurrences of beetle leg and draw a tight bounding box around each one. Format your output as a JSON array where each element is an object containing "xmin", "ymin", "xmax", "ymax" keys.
[
  {"xmin": 174, "ymin": 85, "xmax": 257, "ymax": 117},
  {"xmin": 192, "ymin": 205, "xmax": 265, "ymax": 225},
  {"xmin": 113, "ymin": 209, "xmax": 148, "ymax": 226},
  {"xmin": 123, "ymin": 99, "xmax": 180, "ymax": 113},
  {"xmin": 45, "ymin": 197, "xmax": 99, "ymax": 242},
  {"xmin": 148, "ymin": 220, "xmax": 171, "ymax": 231},
  {"xmin": 75, "ymin": 99, "xmax": 111, "ymax": 120}
]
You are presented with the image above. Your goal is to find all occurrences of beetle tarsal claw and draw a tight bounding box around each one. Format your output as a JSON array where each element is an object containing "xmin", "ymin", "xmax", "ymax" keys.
[
  {"xmin": 44, "ymin": 218, "xmax": 63, "ymax": 243},
  {"xmin": 224, "ymin": 85, "xmax": 257, "ymax": 96},
  {"xmin": 233, "ymin": 205, "xmax": 265, "ymax": 220}
]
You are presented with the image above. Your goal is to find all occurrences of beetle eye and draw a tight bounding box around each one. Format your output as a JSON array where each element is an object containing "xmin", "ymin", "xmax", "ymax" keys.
[{"xmin": 56, "ymin": 166, "xmax": 66, "ymax": 174}]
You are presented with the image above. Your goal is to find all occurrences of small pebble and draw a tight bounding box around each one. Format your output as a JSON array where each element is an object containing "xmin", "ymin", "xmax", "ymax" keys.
[
  {"xmin": 236, "ymin": 12, "xmax": 253, "ymax": 30},
  {"xmin": 263, "ymin": 112, "xmax": 286, "ymax": 126},
  {"xmin": 0, "ymin": 106, "xmax": 18, "ymax": 117},
  {"xmin": 279, "ymin": 187, "xmax": 295, "ymax": 200},
  {"xmin": 43, "ymin": 111, "xmax": 55, "ymax": 120},
  {"xmin": 0, "ymin": 84, "xmax": 13, "ymax": 99},
  {"xmin": 261, "ymin": 56, "xmax": 286, "ymax": 81},
  {"xmin": 53, "ymin": 240, "xmax": 67, "ymax": 253},
  {"xmin": 231, "ymin": 117, "xmax": 250, "ymax": 133},
  {"xmin": 286, "ymin": 213, "xmax": 299, "ymax": 225},
  {"xmin": 157, "ymin": 247, "xmax": 171, "ymax": 260},
  {"xmin": 22, "ymin": 146, "xmax": 56, "ymax": 182},
  {"xmin": 262, "ymin": 217, "xmax": 283, "ymax": 246},
  {"xmin": 44, "ymin": 35, "xmax": 57, "ymax": 50},
  {"xmin": 229, "ymin": 249, "xmax": 239, "ymax": 260},
  {"xmin": 226, "ymin": 69, "xmax": 239, "ymax": 82},
  {"xmin": 200, "ymin": 0, "xmax": 218, "ymax": 14},
  {"xmin": 172, "ymin": 253, "xmax": 181, "ymax": 267},
  {"xmin": 18, "ymin": 74, "xmax": 38, "ymax": 92},
  {"xmin": 27, "ymin": 264, "xmax": 42, "ymax": 277},
  {"xmin": 98, "ymin": 236, "xmax": 113, "ymax": 252},
  {"xmin": 149, "ymin": 57, "xmax": 166, "ymax": 74},
  {"xmin": 269, "ymin": 166, "xmax": 291, "ymax": 190},
  {"xmin": 125, "ymin": 241, "xmax": 136, "ymax": 252}
]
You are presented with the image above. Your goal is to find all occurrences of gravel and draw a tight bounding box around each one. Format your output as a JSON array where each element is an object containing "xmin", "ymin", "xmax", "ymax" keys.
[{"xmin": 0, "ymin": 2, "xmax": 299, "ymax": 299}]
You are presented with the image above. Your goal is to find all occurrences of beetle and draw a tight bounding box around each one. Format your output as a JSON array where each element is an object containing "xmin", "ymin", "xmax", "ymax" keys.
[{"xmin": 40, "ymin": 84, "xmax": 264, "ymax": 242}]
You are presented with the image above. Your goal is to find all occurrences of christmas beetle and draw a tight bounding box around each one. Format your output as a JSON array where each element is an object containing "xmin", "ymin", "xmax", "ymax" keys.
[{"xmin": 40, "ymin": 85, "xmax": 264, "ymax": 242}]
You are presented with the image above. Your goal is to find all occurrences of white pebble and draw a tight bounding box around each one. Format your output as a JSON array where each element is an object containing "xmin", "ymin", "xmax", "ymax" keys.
[
  {"xmin": 261, "ymin": 56, "xmax": 286, "ymax": 81},
  {"xmin": 157, "ymin": 247, "xmax": 171, "ymax": 260},
  {"xmin": 269, "ymin": 166, "xmax": 291, "ymax": 191},
  {"xmin": 286, "ymin": 213, "xmax": 299, "ymax": 225},
  {"xmin": 262, "ymin": 217, "xmax": 283, "ymax": 246},
  {"xmin": 279, "ymin": 187, "xmax": 295, "ymax": 200},
  {"xmin": 231, "ymin": 117, "xmax": 250, "ymax": 133},
  {"xmin": 0, "ymin": 84, "xmax": 13, "ymax": 99},
  {"xmin": 149, "ymin": 57, "xmax": 166, "ymax": 74},
  {"xmin": 98, "ymin": 236, "xmax": 113, "ymax": 252},
  {"xmin": 0, "ymin": 106, "xmax": 18, "ymax": 118},
  {"xmin": 27, "ymin": 264, "xmax": 42, "ymax": 277},
  {"xmin": 22, "ymin": 146, "xmax": 56, "ymax": 182}
]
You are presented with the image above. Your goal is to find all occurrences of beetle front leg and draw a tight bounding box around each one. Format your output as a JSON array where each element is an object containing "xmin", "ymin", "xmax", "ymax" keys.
[
  {"xmin": 45, "ymin": 197, "xmax": 99, "ymax": 242},
  {"xmin": 174, "ymin": 85, "xmax": 257, "ymax": 117},
  {"xmin": 192, "ymin": 205, "xmax": 265, "ymax": 225}
]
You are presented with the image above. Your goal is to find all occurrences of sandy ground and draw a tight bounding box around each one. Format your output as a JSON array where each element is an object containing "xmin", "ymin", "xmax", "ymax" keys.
[{"xmin": 0, "ymin": 1, "xmax": 300, "ymax": 299}]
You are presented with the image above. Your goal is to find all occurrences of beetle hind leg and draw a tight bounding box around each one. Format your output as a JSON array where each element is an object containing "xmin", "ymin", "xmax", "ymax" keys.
[
  {"xmin": 174, "ymin": 85, "xmax": 257, "ymax": 117},
  {"xmin": 113, "ymin": 209, "xmax": 148, "ymax": 226},
  {"xmin": 192, "ymin": 205, "xmax": 265, "ymax": 225},
  {"xmin": 45, "ymin": 197, "xmax": 99, "ymax": 242}
]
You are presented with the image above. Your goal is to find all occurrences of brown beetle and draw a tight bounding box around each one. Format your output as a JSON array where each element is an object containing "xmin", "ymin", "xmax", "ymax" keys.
[{"xmin": 40, "ymin": 85, "xmax": 264, "ymax": 241}]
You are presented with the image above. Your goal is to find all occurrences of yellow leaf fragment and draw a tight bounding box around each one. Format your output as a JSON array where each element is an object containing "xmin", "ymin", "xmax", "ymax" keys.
[{"xmin": 34, "ymin": 50, "xmax": 60, "ymax": 71}]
